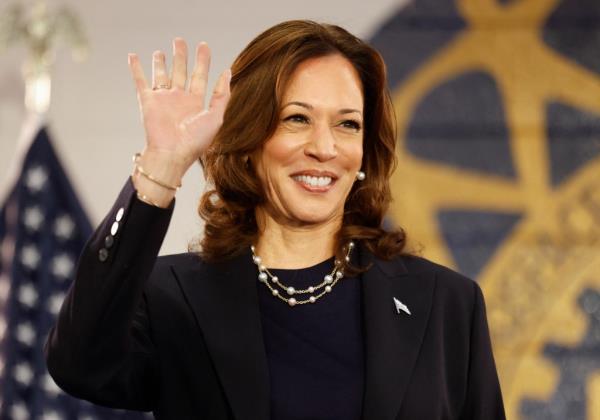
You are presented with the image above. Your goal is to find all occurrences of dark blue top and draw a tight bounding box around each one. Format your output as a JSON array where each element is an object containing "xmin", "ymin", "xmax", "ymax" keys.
[{"xmin": 256, "ymin": 257, "xmax": 364, "ymax": 420}]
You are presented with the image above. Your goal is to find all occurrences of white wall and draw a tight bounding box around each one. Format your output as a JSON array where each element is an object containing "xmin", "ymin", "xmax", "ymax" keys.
[{"xmin": 0, "ymin": 0, "xmax": 405, "ymax": 255}]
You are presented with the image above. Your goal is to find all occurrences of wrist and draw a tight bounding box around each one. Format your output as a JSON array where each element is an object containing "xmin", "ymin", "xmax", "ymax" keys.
[
  {"xmin": 138, "ymin": 148, "xmax": 190, "ymax": 181},
  {"xmin": 131, "ymin": 170, "xmax": 176, "ymax": 208},
  {"xmin": 130, "ymin": 148, "xmax": 187, "ymax": 209}
]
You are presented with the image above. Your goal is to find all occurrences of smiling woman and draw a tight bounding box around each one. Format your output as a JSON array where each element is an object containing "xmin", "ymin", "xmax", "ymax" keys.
[
  {"xmin": 199, "ymin": 21, "xmax": 402, "ymax": 272},
  {"xmin": 44, "ymin": 19, "xmax": 506, "ymax": 420}
]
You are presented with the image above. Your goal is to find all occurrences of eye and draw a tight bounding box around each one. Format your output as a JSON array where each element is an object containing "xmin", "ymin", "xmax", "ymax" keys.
[
  {"xmin": 283, "ymin": 114, "xmax": 310, "ymax": 124},
  {"xmin": 340, "ymin": 119, "xmax": 362, "ymax": 131}
]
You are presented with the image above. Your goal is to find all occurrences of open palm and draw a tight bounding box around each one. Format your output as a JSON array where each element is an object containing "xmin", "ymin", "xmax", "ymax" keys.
[{"xmin": 128, "ymin": 39, "xmax": 230, "ymax": 172}]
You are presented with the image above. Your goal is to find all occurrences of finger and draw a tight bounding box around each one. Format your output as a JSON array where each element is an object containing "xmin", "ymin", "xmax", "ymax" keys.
[
  {"xmin": 208, "ymin": 69, "xmax": 231, "ymax": 117},
  {"xmin": 189, "ymin": 42, "xmax": 211, "ymax": 102},
  {"xmin": 127, "ymin": 53, "xmax": 148, "ymax": 92},
  {"xmin": 152, "ymin": 50, "xmax": 170, "ymax": 89},
  {"xmin": 170, "ymin": 38, "xmax": 188, "ymax": 90}
]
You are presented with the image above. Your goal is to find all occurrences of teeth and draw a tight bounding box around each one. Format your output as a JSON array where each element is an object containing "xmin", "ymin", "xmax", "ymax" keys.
[{"xmin": 293, "ymin": 175, "xmax": 333, "ymax": 187}]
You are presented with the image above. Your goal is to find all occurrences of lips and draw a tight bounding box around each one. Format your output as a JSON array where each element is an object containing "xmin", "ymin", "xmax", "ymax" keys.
[
  {"xmin": 290, "ymin": 170, "xmax": 338, "ymax": 191},
  {"xmin": 292, "ymin": 174, "xmax": 333, "ymax": 187}
]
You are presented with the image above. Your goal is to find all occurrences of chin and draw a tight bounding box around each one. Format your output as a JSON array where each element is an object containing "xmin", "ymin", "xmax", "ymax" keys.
[{"xmin": 287, "ymin": 205, "xmax": 341, "ymax": 225}]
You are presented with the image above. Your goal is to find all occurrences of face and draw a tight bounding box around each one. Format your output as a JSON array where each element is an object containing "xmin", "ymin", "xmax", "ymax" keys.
[{"xmin": 254, "ymin": 54, "xmax": 364, "ymax": 227}]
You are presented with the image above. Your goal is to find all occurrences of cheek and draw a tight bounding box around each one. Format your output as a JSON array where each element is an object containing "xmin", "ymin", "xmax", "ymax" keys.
[
  {"xmin": 255, "ymin": 140, "xmax": 298, "ymax": 192},
  {"xmin": 262, "ymin": 134, "xmax": 302, "ymax": 168},
  {"xmin": 341, "ymin": 141, "xmax": 364, "ymax": 169}
]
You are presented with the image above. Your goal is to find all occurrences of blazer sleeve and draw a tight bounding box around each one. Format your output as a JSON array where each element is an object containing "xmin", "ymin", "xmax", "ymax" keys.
[
  {"xmin": 44, "ymin": 177, "xmax": 174, "ymax": 412},
  {"xmin": 460, "ymin": 282, "xmax": 506, "ymax": 419}
]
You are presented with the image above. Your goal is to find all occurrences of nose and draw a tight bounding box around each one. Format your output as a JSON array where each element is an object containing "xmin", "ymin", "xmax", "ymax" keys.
[{"xmin": 304, "ymin": 122, "xmax": 338, "ymax": 162}]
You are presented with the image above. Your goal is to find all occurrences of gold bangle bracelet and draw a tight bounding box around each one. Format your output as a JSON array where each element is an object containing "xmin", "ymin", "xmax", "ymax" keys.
[{"xmin": 132, "ymin": 153, "xmax": 182, "ymax": 191}]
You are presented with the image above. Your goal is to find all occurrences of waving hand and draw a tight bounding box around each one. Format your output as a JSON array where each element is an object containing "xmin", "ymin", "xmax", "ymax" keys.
[{"xmin": 127, "ymin": 38, "xmax": 230, "ymax": 206}]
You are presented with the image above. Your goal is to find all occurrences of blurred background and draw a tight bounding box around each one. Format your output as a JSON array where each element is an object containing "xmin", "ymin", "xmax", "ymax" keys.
[{"xmin": 1, "ymin": 0, "xmax": 600, "ymax": 419}]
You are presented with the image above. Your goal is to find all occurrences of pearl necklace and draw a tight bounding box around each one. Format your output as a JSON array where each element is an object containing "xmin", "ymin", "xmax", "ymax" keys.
[{"xmin": 251, "ymin": 242, "xmax": 355, "ymax": 307}]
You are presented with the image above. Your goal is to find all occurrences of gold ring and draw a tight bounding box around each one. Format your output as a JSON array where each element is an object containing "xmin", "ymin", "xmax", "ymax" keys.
[{"xmin": 153, "ymin": 84, "xmax": 170, "ymax": 90}]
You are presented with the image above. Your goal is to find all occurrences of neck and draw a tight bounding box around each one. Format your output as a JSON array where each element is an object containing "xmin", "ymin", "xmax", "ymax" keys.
[{"xmin": 254, "ymin": 210, "xmax": 341, "ymax": 269}]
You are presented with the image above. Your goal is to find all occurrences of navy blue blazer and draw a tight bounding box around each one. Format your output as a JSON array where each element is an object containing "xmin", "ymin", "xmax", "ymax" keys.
[{"xmin": 44, "ymin": 178, "xmax": 506, "ymax": 419}]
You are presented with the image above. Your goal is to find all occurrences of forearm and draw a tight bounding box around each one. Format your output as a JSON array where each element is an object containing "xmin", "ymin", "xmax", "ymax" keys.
[{"xmin": 44, "ymin": 177, "xmax": 173, "ymax": 407}]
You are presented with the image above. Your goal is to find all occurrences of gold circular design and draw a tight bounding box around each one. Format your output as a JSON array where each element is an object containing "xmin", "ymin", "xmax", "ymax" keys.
[{"xmin": 387, "ymin": 0, "xmax": 600, "ymax": 418}]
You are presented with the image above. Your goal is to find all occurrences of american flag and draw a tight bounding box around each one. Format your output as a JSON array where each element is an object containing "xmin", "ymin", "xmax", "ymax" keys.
[{"xmin": 0, "ymin": 122, "xmax": 151, "ymax": 419}]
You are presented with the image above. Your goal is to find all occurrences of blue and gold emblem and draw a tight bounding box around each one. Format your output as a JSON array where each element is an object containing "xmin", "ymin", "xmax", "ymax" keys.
[{"xmin": 371, "ymin": 0, "xmax": 600, "ymax": 418}]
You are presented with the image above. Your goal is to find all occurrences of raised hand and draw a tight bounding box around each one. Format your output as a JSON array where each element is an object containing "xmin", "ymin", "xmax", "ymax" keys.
[{"xmin": 127, "ymin": 38, "xmax": 230, "ymax": 206}]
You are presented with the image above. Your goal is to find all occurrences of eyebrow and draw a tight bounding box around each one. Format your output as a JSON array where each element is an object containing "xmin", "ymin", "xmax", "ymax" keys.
[{"xmin": 282, "ymin": 101, "xmax": 363, "ymax": 116}]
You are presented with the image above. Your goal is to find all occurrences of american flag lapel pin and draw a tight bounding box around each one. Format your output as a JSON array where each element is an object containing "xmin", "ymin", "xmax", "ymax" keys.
[{"xmin": 393, "ymin": 297, "xmax": 411, "ymax": 316}]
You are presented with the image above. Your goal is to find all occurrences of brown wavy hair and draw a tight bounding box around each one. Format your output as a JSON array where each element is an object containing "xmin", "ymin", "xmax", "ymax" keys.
[{"xmin": 193, "ymin": 20, "xmax": 407, "ymax": 273}]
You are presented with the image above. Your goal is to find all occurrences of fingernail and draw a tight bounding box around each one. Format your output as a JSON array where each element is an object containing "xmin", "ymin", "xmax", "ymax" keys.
[{"xmin": 173, "ymin": 38, "xmax": 184, "ymax": 52}]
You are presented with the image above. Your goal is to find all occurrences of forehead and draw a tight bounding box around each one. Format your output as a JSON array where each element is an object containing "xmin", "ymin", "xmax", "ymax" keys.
[{"xmin": 281, "ymin": 54, "xmax": 364, "ymax": 109}]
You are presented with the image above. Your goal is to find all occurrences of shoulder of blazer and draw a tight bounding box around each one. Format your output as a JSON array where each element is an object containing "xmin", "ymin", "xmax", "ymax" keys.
[
  {"xmin": 377, "ymin": 253, "xmax": 479, "ymax": 309},
  {"xmin": 144, "ymin": 251, "xmax": 241, "ymax": 294},
  {"xmin": 142, "ymin": 252, "xmax": 204, "ymax": 297},
  {"xmin": 154, "ymin": 252, "xmax": 204, "ymax": 272}
]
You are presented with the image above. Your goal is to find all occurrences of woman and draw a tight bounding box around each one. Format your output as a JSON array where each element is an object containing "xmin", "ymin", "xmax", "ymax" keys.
[{"xmin": 44, "ymin": 20, "xmax": 506, "ymax": 419}]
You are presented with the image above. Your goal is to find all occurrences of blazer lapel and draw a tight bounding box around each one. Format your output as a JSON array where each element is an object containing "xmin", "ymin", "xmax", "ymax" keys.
[
  {"xmin": 360, "ymin": 248, "xmax": 436, "ymax": 420},
  {"xmin": 171, "ymin": 250, "xmax": 270, "ymax": 420}
]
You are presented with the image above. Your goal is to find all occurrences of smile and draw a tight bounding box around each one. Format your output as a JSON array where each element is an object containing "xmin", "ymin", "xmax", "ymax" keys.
[{"xmin": 292, "ymin": 175, "xmax": 333, "ymax": 187}]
